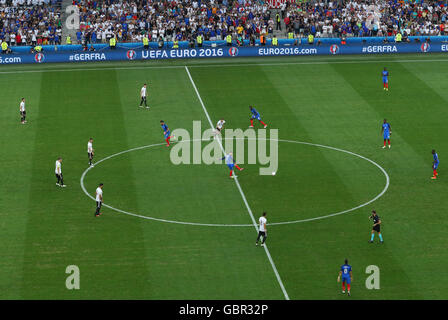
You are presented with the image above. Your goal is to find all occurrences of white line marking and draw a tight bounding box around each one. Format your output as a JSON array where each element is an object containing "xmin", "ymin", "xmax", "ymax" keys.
[
  {"xmin": 2, "ymin": 57, "xmax": 448, "ymax": 74},
  {"xmin": 184, "ymin": 66, "xmax": 290, "ymax": 300},
  {"xmin": 79, "ymin": 137, "xmax": 389, "ymax": 226}
]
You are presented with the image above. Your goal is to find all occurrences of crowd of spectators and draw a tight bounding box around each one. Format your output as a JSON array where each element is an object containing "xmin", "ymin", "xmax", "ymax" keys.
[
  {"xmin": 73, "ymin": 0, "xmax": 272, "ymax": 45},
  {"xmin": 282, "ymin": 0, "xmax": 448, "ymax": 39},
  {"xmin": 72, "ymin": 0, "xmax": 448, "ymax": 45},
  {"xmin": 0, "ymin": 0, "xmax": 63, "ymax": 47},
  {"xmin": 2, "ymin": 0, "xmax": 448, "ymax": 49}
]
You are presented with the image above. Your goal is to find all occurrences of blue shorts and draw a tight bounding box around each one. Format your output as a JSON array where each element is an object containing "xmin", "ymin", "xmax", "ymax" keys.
[
  {"xmin": 251, "ymin": 115, "xmax": 261, "ymax": 121},
  {"xmin": 227, "ymin": 163, "xmax": 234, "ymax": 170},
  {"xmin": 341, "ymin": 276, "xmax": 351, "ymax": 284},
  {"xmin": 383, "ymin": 133, "xmax": 390, "ymax": 140},
  {"xmin": 383, "ymin": 77, "xmax": 388, "ymax": 83},
  {"xmin": 434, "ymin": 163, "xmax": 439, "ymax": 169},
  {"xmin": 164, "ymin": 130, "xmax": 171, "ymax": 139}
]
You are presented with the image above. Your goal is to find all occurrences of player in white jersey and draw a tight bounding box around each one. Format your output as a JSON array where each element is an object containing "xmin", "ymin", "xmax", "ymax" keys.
[
  {"xmin": 87, "ymin": 138, "xmax": 95, "ymax": 167},
  {"xmin": 215, "ymin": 119, "xmax": 225, "ymax": 134},
  {"xmin": 255, "ymin": 212, "xmax": 267, "ymax": 246},
  {"xmin": 139, "ymin": 83, "xmax": 149, "ymax": 109},
  {"xmin": 55, "ymin": 157, "xmax": 66, "ymax": 187},
  {"xmin": 95, "ymin": 183, "xmax": 103, "ymax": 217},
  {"xmin": 19, "ymin": 98, "xmax": 26, "ymax": 124}
]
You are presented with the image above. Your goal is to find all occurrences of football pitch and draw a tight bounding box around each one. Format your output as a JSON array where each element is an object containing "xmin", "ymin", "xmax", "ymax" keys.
[{"xmin": 1, "ymin": 53, "xmax": 448, "ymax": 299}]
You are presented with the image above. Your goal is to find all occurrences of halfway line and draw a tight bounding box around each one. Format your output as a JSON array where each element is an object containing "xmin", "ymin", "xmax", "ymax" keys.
[{"xmin": 184, "ymin": 65, "xmax": 290, "ymax": 300}]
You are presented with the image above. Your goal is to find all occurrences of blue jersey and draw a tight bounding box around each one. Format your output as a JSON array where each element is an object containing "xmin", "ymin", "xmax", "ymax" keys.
[
  {"xmin": 341, "ymin": 264, "xmax": 352, "ymax": 279},
  {"xmin": 433, "ymin": 153, "xmax": 439, "ymax": 169},
  {"xmin": 251, "ymin": 108, "xmax": 261, "ymax": 119},
  {"xmin": 434, "ymin": 153, "xmax": 439, "ymax": 164},
  {"xmin": 221, "ymin": 154, "xmax": 235, "ymax": 170},
  {"xmin": 382, "ymin": 70, "xmax": 389, "ymax": 81},
  {"xmin": 161, "ymin": 123, "xmax": 170, "ymax": 137},
  {"xmin": 382, "ymin": 123, "xmax": 391, "ymax": 134}
]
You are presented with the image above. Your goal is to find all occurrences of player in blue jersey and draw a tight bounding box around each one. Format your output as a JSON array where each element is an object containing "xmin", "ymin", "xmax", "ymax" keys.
[
  {"xmin": 432, "ymin": 149, "xmax": 439, "ymax": 179},
  {"xmin": 381, "ymin": 119, "xmax": 392, "ymax": 148},
  {"xmin": 249, "ymin": 106, "xmax": 268, "ymax": 128},
  {"xmin": 160, "ymin": 120, "xmax": 175, "ymax": 147},
  {"xmin": 382, "ymin": 67, "xmax": 389, "ymax": 91},
  {"xmin": 221, "ymin": 152, "xmax": 244, "ymax": 178},
  {"xmin": 337, "ymin": 259, "xmax": 353, "ymax": 296}
]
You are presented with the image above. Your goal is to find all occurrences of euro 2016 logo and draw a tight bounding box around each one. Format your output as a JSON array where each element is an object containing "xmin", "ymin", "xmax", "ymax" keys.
[
  {"xmin": 329, "ymin": 44, "xmax": 339, "ymax": 55},
  {"xmin": 126, "ymin": 50, "xmax": 136, "ymax": 60},
  {"xmin": 34, "ymin": 52, "xmax": 45, "ymax": 63},
  {"xmin": 228, "ymin": 47, "xmax": 239, "ymax": 57},
  {"xmin": 421, "ymin": 43, "xmax": 431, "ymax": 53}
]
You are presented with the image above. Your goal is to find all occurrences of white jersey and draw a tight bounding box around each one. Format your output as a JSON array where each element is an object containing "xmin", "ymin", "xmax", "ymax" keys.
[
  {"xmin": 87, "ymin": 141, "xmax": 93, "ymax": 153},
  {"xmin": 216, "ymin": 119, "xmax": 225, "ymax": 129},
  {"xmin": 259, "ymin": 216, "xmax": 267, "ymax": 232},
  {"xmin": 95, "ymin": 187, "xmax": 103, "ymax": 202},
  {"xmin": 141, "ymin": 86, "xmax": 147, "ymax": 97},
  {"xmin": 55, "ymin": 160, "xmax": 61, "ymax": 174},
  {"xmin": 20, "ymin": 101, "xmax": 25, "ymax": 112}
]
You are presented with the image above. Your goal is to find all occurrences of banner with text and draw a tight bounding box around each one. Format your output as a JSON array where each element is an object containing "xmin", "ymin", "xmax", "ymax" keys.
[{"xmin": 0, "ymin": 43, "xmax": 445, "ymax": 65}]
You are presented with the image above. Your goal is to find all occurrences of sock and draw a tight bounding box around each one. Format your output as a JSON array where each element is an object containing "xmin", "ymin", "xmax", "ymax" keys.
[
  {"xmin": 371, "ymin": 233, "xmax": 374, "ymax": 241},
  {"xmin": 384, "ymin": 140, "xmax": 386, "ymax": 146},
  {"xmin": 433, "ymin": 169, "xmax": 437, "ymax": 176},
  {"xmin": 386, "ymin": 83, "xmax": 388, "ymax": 89},
  {"xmin": 383, "ymin": 83, "xmax": 385, "ymax": 88},
  {"xmin": 260, "ymin": 120, "xmax": 267, "ymax": 126},
  {"xmin": 388, "ymin": 140, "xmax": 391, "ymax": 145},
  {"xmin": 342, "ymin": 283, "xmax": 345, "ymax": 291},
  {"xmin": 235, "ymin": 164, "xmax": 242, "ymax": 171},
  {"xmin": 250, "ymin": 119, "xmax": 254, "ymax": 126},
  {"xmin": 166, "ymin": 138, "xmax": 170, "ymax": 145},
  {"xmin": 347, "ymin": 284, "xmax": 351, "ymax": 291},
  {"xmin": 379, "ymin": 233, "xmax": 383, "ymax": 241},
  {"xmin": 229, "ymin": 170, "xmax": 233, "ymax": 177}
]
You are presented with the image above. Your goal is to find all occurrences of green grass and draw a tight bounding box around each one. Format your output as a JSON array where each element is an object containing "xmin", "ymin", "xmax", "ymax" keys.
[{"xmin": 1, "ymin": 53, "xmax": 448, "ymax": 299}]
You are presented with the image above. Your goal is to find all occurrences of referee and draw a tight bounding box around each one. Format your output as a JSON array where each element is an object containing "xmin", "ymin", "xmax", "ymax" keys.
[
  {"xmin": 255, "ymin": 212, "xmax": 267, "ymax": 247},
  {"xmin": 95, "ymin": 183, "xmax": 103, "ymax": 217},
  {"xmin": 369, "ymin": 210, "xmax": 384, "ymax": 243}
]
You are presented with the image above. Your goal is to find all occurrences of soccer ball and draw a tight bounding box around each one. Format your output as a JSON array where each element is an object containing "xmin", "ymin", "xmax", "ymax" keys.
[
  {"xmin": 272, "ymin": 171, "xmax": 276, "ymax": 176},
  {"xmin": 171, "ymin": 135, "xmax": 177, "ymax": 141}
]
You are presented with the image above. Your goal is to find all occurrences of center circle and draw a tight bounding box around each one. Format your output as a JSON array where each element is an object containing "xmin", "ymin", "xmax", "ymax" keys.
[{"xmin": 80, "ymin": 138, "xmax": 389, "ymax": 227}]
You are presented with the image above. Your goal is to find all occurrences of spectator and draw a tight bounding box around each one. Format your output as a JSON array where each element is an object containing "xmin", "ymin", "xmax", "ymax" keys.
[
  {"xmin": 110, "ymin": 35, "xmax": 116, "ymax": 49},
  {"xmin": 308, "ymin": 33, "xmax": 314, "ymax": 45},
  {"xmin": 158, "ymin": 36, "xmax": 164, "ymax": 49}
]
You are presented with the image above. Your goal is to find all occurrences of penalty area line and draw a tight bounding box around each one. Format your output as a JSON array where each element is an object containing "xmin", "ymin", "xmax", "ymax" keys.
[{"xmin": 184, "ymin": 65, "xmax": 290, "ymax": 300}]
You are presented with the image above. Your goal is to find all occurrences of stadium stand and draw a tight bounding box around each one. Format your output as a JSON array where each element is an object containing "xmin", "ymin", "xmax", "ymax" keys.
[
  {"xmin": 0, "ymin": 0, "xmax": 63, "ymax": 46},
  {"xmin": 1, "ymin": 0, "xmax": 448, "ymax": 49},
  {"xmin": 68, "ymin": 0, "xmax": 448, "ymax": 45}
]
